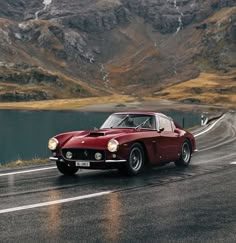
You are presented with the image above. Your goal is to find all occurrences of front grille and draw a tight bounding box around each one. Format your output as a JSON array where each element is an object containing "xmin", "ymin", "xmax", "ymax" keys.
[{"xmin": 61, "ymin": 148, "xmax": 105, "ymax": 161}]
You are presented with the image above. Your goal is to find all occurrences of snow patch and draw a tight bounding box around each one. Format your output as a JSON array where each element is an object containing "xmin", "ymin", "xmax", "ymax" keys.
[
  {"xmin": 35, "ymin": 0, "xmax": 52, "ymax": 20},
  {"xmin": 18, "ymin": 23, "xmax": 29, "ymax": 30},
  {"xmin": 100, "ymin": 64, "xmax": 112, "ymax": 89},
  {"xmin": 43, "ymin": 0, "xmax": 52, "ymax": 5},
  {"xmin": 14, "ymin": 33, "xmax": 22, "ymax": 40}
]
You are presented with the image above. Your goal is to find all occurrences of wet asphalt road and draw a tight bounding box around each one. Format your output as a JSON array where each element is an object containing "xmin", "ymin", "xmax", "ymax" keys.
[{"xmin": 0, "ymin": 112, "xmax": 236, "ymax": 242}]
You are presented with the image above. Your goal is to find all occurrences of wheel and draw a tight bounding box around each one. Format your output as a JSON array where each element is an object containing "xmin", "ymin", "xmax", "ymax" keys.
[
  {"xmin": 175, "ymin": 140, "xmax": 192, "ymax": 167},
  {"xmin": 124, "ymin": 143, "xmax": 144, "ymax": 176},
  {"xmin": 56, "ymin": 161, "xmax": 79, "ymax": 175}
]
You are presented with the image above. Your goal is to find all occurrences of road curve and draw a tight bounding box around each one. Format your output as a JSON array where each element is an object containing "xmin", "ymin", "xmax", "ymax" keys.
[{"xmin": 0, "ymin": 112, "xmax": 236, "ymax": 242}]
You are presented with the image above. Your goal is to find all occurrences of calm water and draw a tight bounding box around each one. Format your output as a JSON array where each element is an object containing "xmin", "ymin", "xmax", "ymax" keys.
[{"xmin": 0, "ymin": 110, "xmax": 201, "ymax": 164}]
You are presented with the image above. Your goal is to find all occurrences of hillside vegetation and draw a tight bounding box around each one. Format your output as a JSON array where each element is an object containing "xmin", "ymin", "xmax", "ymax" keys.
[{"xmin": 0, "ymin": 0, "xmax": 235, "ymax": 107}]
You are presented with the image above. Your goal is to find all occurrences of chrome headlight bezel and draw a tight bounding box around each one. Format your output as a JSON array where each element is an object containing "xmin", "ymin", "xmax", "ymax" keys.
[
  {"xmin": 107, "ymin": 139, "xmax": 119, "ymax": 152},
  {"xmin": 48, "ymin": 138, "xmax": 59, "ymax": 150}
]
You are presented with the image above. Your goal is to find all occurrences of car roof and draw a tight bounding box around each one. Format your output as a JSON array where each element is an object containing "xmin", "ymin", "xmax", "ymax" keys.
[{"xmin": 113, "ymin": 111, "xmax": 171, "ymax": 119}]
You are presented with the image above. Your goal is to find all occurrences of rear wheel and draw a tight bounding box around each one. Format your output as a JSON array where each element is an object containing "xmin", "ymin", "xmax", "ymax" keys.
[
  {"xmin": 175, "ymin": 140, "xmax": 192, "ymax": 167},
  {"xmin": 56, "ymin": 161, "xmax": 79, "ymax": 175},
  {"xmin": 124, "ymin": 143, "xmax": 144, "ymax": 176}
]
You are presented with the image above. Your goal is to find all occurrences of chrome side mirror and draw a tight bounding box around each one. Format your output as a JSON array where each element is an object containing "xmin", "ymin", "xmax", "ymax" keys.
[{"xmin": 158, "ymin": 127, "xmax": 164, "ymax": 133}]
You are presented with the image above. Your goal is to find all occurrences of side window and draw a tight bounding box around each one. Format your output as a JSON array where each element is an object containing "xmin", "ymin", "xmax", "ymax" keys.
[
  {"xmin": 159, "ymin": 116, "xmax": 173, "ymax": 132},
  {"xmin": 171, "ymin": 121, "xmax": 176, "ymax": 131}
]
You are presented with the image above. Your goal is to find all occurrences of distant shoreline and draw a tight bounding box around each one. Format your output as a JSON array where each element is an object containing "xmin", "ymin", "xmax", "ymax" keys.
[{"xmin": 0, "ymin": 96, "xmax": 229, "ymax": 114}]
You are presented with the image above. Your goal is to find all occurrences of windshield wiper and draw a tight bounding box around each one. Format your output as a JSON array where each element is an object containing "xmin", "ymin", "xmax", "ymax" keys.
[
  {"xmin": 135, "ymin": 117, "xmax": 151, "ymax": 130},
  {"xmin": 111, "ymin": 115, "xmax": 129, "ymax": 128}
]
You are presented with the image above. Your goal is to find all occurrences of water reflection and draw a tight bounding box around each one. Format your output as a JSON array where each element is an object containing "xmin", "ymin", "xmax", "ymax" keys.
[{"xmin": 103, "ymin": 193, "xmax": 122, "ymax": 242}]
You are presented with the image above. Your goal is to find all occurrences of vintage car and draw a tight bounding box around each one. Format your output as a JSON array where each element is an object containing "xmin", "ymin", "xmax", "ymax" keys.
[{"xmin": 48, "ymin": 112, "xmax": 196, "ymax": 176}]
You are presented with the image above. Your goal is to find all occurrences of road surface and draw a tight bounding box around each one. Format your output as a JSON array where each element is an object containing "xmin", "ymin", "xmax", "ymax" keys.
[{"xmin": 0, "ymin": 112, "xmax": 235, "ymax": 242}]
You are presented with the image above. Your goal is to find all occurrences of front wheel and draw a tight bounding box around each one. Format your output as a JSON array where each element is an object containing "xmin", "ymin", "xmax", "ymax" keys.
[
  {"xmin": 124, "ymin": 143, "xmax": 144, "ymax": 176},
  {"xmin": 56, "ymin": 161, "xmax": 79, "ymax": 175},
  {"xmin": 175, "ymin": 140, "xmax": 192, "ymax": 167}
]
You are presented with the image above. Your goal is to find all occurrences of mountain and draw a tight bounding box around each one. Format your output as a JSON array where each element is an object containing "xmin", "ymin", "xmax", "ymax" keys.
[{"xmin": 0, "ymin": 0, "xmax": 235, "ymax": 105}]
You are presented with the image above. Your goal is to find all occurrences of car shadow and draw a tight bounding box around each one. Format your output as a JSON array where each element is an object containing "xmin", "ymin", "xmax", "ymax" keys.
[{"xmin": 54, "ymin": 163, "xmax": 201, "ymax": 192}]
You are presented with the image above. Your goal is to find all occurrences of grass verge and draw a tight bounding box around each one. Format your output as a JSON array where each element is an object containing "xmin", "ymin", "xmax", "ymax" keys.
[{"xmin": 0, "ymin": 158, "xmax": 49, "ymax": 169}]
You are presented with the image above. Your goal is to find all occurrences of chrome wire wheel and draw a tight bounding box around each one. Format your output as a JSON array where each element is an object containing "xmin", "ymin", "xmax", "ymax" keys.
[
  {"xmin": 125, "ymin": 143, "xmax": 144, "ymax": 176},
  {"xmin": 130, "ymin": 147, "xmax": 143, "ymax": 172},
  {"xmin": 182, "ymin": 142, "xmax": 191, "ymax": 163},
  {"xmin": 175, "ymin": 140, "xmax": 192, "ymax": 167}
]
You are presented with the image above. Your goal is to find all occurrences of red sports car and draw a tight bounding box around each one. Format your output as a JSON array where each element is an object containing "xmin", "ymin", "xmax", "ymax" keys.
[{"xmin": 48, "ymin": 112, "xmax": 196, "ymax": 176}]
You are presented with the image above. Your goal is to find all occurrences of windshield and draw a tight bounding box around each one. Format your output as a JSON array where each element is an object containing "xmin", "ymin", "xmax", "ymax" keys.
[{"xmin": 101, "ymin": 114, "xmax": 156, "ymax": 130}]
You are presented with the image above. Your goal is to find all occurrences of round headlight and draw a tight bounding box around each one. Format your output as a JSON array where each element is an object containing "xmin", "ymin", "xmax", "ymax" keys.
[
  {"xmin": 48, "ymin": 138, "xmax": 59, "ymax": 150},
  {"xmin": 107, "ymin": 139, "xmax": 119, "ymax": 152}
]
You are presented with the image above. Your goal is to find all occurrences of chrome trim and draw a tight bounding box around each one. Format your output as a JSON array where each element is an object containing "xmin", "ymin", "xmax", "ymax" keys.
[
  {"xmin": 69, "ymin": 159, "xmax": 126, "ymax": 163},
  {"xmin": 105, "ymin": 160, "xmax": 127, "ymax": 163},
  {"xmin": 49, "ymin": 157, "xmax": 65, "ymax": 162},
  {"xmin": 194, "ymin": 149, "xmax": 199, "ymax": 152},
  {"xmin": 75, "ymin": 160, "xmax": 105, "ymax": 163},
  {"xmin": 49, "ymin": 157, "xmax": 126, "ymax": 163}
]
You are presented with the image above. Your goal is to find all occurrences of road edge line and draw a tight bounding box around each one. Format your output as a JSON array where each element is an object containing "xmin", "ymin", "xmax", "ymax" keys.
[{"xmin": 194, "ymin": 114, "xmax": 226, "ymax": 138}]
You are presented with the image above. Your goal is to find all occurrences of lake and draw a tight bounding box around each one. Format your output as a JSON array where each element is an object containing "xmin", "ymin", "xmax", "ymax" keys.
[{"xmin": 0, "ymin": 110, "xmax": 201, "ymax": 164}]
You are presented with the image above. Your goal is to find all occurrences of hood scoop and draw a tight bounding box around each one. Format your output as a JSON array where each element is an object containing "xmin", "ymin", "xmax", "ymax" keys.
[{"xmin": 87, "ymin": 132, "xmax": 105, "ymax": 137}]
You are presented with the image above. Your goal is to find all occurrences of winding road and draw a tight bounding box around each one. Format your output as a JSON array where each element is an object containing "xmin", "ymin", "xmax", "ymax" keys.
[{"xmin": 0, "ymin": 112, "xmax": 236, "ymax": 242}]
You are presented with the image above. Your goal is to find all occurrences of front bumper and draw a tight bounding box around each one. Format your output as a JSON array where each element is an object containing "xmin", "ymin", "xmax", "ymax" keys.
[
  {"xmin": 50, "ymin": 156, "xmax": 127, "ymax": 169},
  {"xmin": 50, "ymin": 157, "xmax": 126, "ymax": 163}
]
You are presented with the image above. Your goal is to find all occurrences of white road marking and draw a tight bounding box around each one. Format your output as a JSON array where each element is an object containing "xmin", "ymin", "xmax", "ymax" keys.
[
  {"xmin": 194, "ymin": 114, "xmax": 225, "ymax": 138},
  {"xmin": 0, "ymin": 166, "xmax": 57, "ymax": 177},
  {"xmin": 0, "ymin": 191, "xmax": 112, "ymax": 214},
  {"xmin": 230, "ymin": 162, "xmax": 236, "ymax": 165}
]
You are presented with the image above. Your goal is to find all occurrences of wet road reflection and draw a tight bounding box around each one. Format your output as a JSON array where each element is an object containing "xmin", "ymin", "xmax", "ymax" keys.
[
  {"xmin": 8, "ymin": 174, "xmax": 15, "ymax": 189},
  {"xmin": 103, "ymin": 193, "xmax": 122, "ymax": 242},
  {"xmin": 45, "ymin": 190, "xmax": 62, "ymax": 240}
]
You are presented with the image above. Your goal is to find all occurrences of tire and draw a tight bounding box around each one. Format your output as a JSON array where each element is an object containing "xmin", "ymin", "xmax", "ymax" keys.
[
  {"xmin": 56, "ymin": 161, "xmax": 79, "ymax": 175},
  {"xmin": 175, "ymin": 140, "xmax": 192, "ymax": 167},
  {"xmin": 124, "ymin": 143, "xmax": 144, "ymax": 176}
]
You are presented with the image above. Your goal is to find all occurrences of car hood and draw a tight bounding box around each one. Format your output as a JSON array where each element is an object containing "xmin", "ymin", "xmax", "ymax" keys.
[{"xmin": 61, "ymin": 129, "xmax": 133, "ymax": 149}]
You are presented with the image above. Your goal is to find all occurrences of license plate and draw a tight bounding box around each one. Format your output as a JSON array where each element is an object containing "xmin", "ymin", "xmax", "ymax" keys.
[{"xmin": 76, "ymin": 161, "xmax": 90, "ymax": 167}]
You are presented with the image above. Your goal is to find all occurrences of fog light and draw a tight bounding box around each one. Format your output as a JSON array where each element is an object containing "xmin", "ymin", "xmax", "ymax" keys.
[
  {"xmin": 66, "ymin": 151, "xmax": 73, "ymax": 159},
  {"xmin": 95, "ymin": 152, "xmax": 102, "ymax": 160},
  {"xmin": 112, "ymin": 154, "xmax": 117, "ymax": 158}
]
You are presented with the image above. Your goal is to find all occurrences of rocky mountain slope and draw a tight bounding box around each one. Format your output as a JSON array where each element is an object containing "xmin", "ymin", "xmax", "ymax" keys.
[{"xmin": 0, "ymin": 0, "xmax": 235, "ymax": 105}]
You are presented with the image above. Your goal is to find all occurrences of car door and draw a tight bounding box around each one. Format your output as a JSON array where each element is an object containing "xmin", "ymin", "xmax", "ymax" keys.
[{"xmin": 157, "ymin": 116, "xmax": 180, "ymax": 162}]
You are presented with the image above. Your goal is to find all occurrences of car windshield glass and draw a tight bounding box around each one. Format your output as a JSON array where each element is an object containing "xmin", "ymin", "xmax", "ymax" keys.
[{"xmin": 101, "ymin": 114, "xmax": 156, "ymax": 130}]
